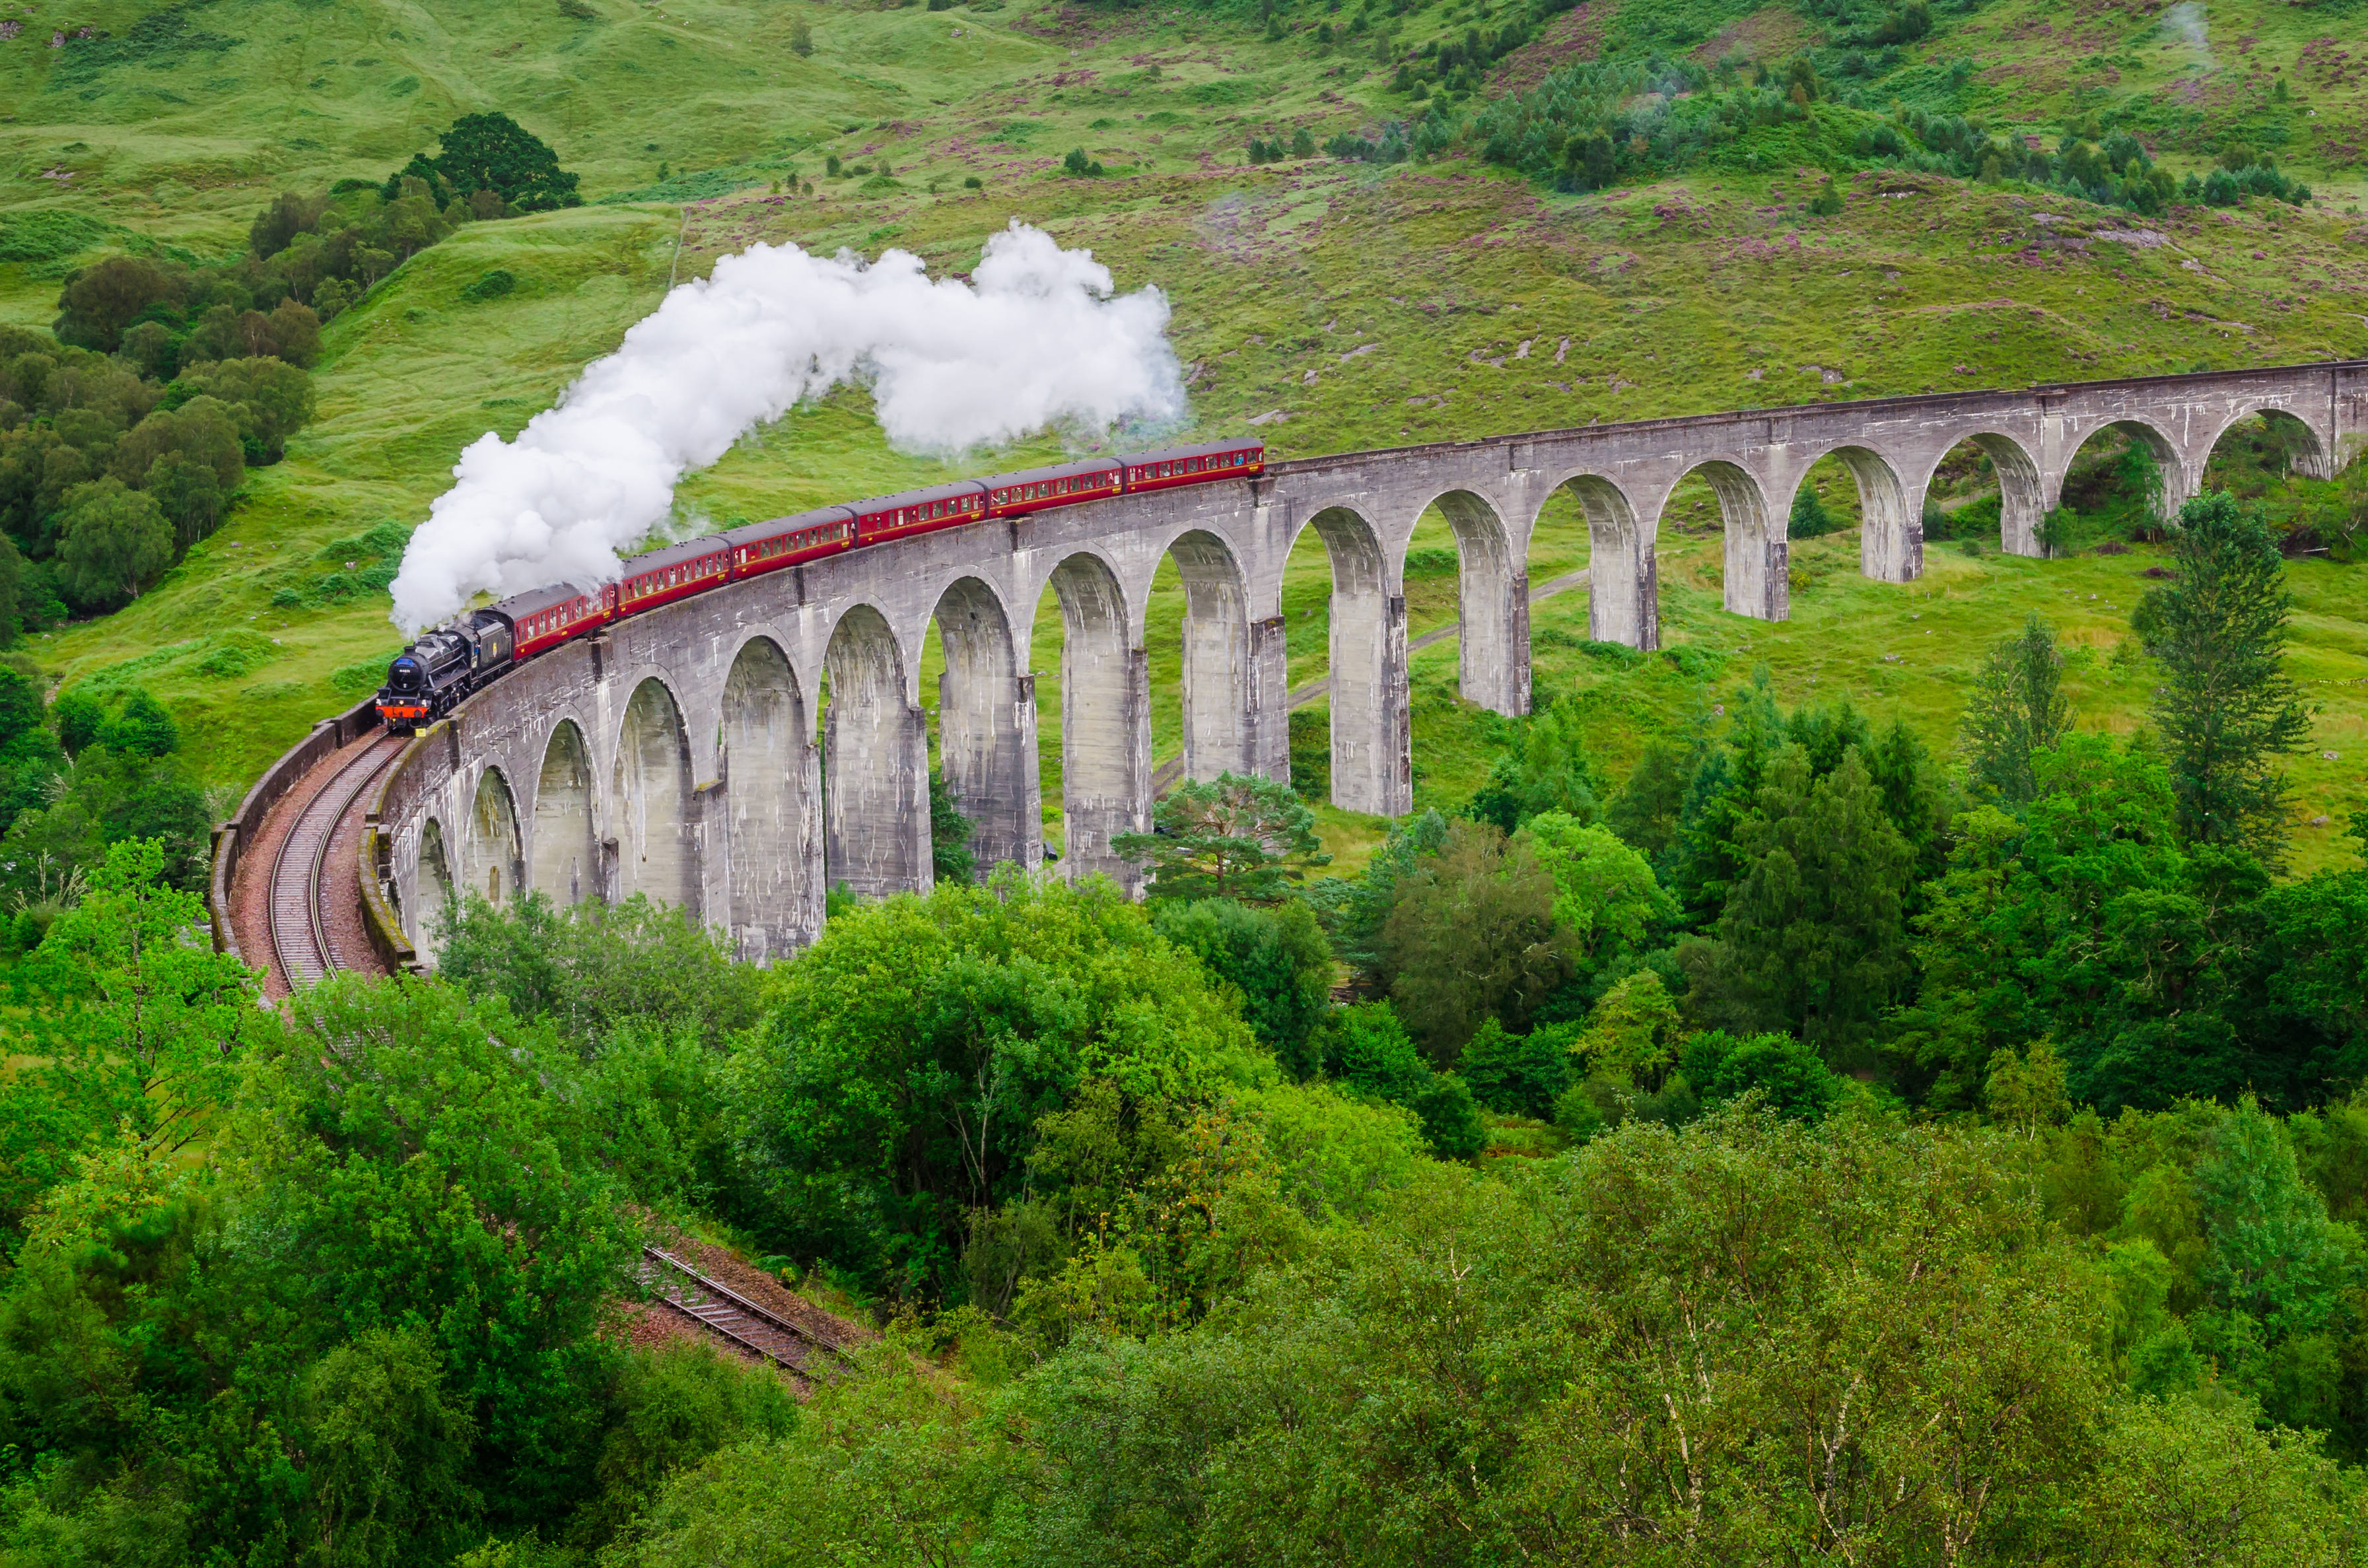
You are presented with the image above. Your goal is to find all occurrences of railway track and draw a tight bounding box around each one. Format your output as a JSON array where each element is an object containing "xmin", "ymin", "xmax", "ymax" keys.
[
  {"xmin": 266, "ymin": 732, "xmax": 405, "ymax": 990},
  {"xmin": 639, "ymin": 1246, "xmax": 851, "ymax": 1381}
]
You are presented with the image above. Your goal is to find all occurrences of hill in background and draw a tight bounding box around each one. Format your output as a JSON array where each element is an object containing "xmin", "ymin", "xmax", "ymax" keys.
[{"xmin": 0, "ymin": 0, "xmax": 2360, "ymax": 862}]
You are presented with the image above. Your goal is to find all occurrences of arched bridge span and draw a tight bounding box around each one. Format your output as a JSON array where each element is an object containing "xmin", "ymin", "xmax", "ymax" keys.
[{"xmin": 353, "ymin": 362, "xmax": 2366, "ymax": 961}]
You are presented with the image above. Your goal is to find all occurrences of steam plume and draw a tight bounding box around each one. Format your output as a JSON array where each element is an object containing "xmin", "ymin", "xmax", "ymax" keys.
[
  {"xmin": 388, "ymin": 221, "xmax": 1185, "ymax": 632},
  {"xmin": 2163, "ymin": 1, "xmax": 2208, "ymax": 61}
]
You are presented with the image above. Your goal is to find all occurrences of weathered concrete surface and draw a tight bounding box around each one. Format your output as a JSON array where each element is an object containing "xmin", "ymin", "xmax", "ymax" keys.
[{"xmin": 370, "ymin": 362, "xmax": 2367, "ymax": 962}]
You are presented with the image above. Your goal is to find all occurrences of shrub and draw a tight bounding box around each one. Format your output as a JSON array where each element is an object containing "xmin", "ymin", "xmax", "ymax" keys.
[{"xmin": 462, "ymin": 267, "xmax": 518, "ymax": 302}]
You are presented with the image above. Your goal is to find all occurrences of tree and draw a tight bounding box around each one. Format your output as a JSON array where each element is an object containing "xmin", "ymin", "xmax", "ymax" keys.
[
  {"xmin": 169, "ymin": 364, "xmax": 316, "ymax": 462},
  {"xmin": 388, "ymin": 112, "xmax": 583, "ymax": 212},
  {"xmin": 1113, "ymin": 771, "xmax": 1330, "ymax": 903},
  {"xmin": 302, "ymin": 1326, "xmax": 482, "ymax": 1566},
  {"xmin": 141, "ymin": 450, "xmax": 225, "ymax": 551},
  {"xmin": 51, "ymin": 256, "xmax": 178, "ymax": 353},
  {"xmin": 249, "ymin": 190, "xmax": 328, "ymax": 259},
  {"xmin": 1466, "ymin": 700, "xmax": 1604, "ymax": 834},
  {"xmin": 4, "ymin": 839, "xmax": 261, "ymax": 1228},
  {"xmin": 734, "ymin": 875, "xmax": 1263, "ymax": 1294},
  {"xmin": 1604, "ymin": 737, "xmax": 1688, "ymax": 860},
  {"xmin": 929, "ymin": 768, "xmax": 975, "ymax": 885},
  {"xmin": 1682, "ymin": 1029, "xmax": 1843, "ymax": 1119},
  {"xmin": 1410, "ymin": 1073, "xmax": 1486, "ymax": 1157},
  {"xmin": 1515, "ymin": 811, "xmax": 1671, "ymax": 982},
  {"xmin": 1459, "ymin": 1017, "xmax": 1571, "ymax": 1117},
  {"xmin": 1308, "ymin": 807, "xmax": 1446, "ymax": 981},
  {"xmin": 48, "ymin": 688, "xmax": 103, "ymax": 756},
  {"xmin": 96, "ymin": 689, "xmax": 177, "ymax": 757},
  {"xmin": 1576, "ymin": 969, "xmax": 1682, "ymax": 1083},
  {"xmin": 1961, "ymin": 613, "xmax": 2070, "ymax": 807},
  {"xmin": 1788, "ymin": 481, "xmax": 1837, "ymax": 538},
  {"xmin": 2135, "ymin": 491, "xmax": 2312, "ymax": 861},
  {"xmin": 55, "ymin": 479, "xmax": 171, "ymax": 611},
  {"xmin": 1324, "ymin": 1000, "xmax": 1431, "ymax": 1103},
  {"xmin": 2194, "ymin": 1099, "xmax": 2359, "ymax": 1342},
  {"xmin": 1379, "ymin": 819, "xmax": 1576, "ymax": 1062},
  {"xmin": 435, "ymin": 890, "xmax": 765, "ymax": 1054},
  {"xmin": 1681, "ymin": 744, "xmax": 1915, "ymax": 1053},
  {"xmin": 1152, "ymin": 898, "xmax": 1335, "ymax": 1079},
  {"xmin": 790, "ymin": 17, "xmax": 814, "ymax": 55},
  {"xmin": 243, "ymin": 976, "xmax": 641, "ymax": 1525}
]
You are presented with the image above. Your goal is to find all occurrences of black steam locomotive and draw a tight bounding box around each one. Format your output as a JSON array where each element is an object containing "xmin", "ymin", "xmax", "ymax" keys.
[{"xmin": 374, "ymin": 611, "xmax": 514, "ymax": 728}]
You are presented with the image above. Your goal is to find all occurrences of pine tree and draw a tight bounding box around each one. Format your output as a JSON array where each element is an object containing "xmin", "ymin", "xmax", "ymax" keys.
[
  {"xmin": 1682, "ymin": 744, "xmax": 1916, "ymax": 1052},
  {"xmin": 1788, "ymin": 481, "xmax": 1836, "ymax": 538},
  {"xmin": 2134, "ymin": 492, "xmax": 2312, "ymax": 862},
  {"xmin": 1961, "ymin": 614, "xmax": 2072, "ymax": 807}
]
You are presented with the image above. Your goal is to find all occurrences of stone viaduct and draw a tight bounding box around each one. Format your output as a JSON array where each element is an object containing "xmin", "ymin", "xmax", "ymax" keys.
[{"xmin": 368, "ymin": 360, "xmax": 2368, "ymax": 962}]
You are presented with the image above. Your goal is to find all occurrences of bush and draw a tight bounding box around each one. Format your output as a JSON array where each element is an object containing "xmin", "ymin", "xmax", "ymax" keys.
[
  {"xmin": 1062, "ymin": 147, "xmax": 1107, "ymax": 178},
  {"xmin": 462, "ymin": 267, "xmax": 518, "ymax": 302},
  {"xmin": 1680, "ymin": 1030, "xmax": 1842, "ymax": 1119},
  {"xmin": 1410, "ymin": 1072, "xmax": 1486, "ymax": 1157},
  {"xmin": 1325, "ymin": 1001, "xmax": 1432, "ymax": 1103}
]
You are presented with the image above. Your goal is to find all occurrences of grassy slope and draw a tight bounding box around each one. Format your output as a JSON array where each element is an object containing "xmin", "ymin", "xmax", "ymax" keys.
[{"xmin": 0, "ymin": 0, "xmax": 2362, "ymax": 866}]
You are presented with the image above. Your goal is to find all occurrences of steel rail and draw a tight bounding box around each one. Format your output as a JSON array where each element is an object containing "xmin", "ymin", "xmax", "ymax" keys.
[
  {"xmin": 267, "ymin": 733, "xmax": 404, "ymax": 989},
  {"xmin": 639, "ymin": 1246, "xmax": 853, "ymax": 1379}
]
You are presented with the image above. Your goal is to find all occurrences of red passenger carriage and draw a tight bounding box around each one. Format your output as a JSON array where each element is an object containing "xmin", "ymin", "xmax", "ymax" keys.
[{"xmin": 382, "ymin": 441, "xmax": 1265, "ymax": 732}]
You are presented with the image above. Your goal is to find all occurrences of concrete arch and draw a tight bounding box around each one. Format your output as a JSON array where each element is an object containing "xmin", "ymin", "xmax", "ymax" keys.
[
  {"xmin": 614, "ymin": 675, "xmax": 699, "ymax": 912},
  {"xmin": 930, "ymin": 576, "xmax": 1039, "ymax": 878},
  {"xmin": 2202, "ymin": 405, "xmax": 2337, "ymax": 483},
  {"xmin": 529, "ymin": 720, "xmax": 596, "ymax": 905},
  {"xmin": 1682, "ymin": 460, "xmax": 1784, "ymax": 622},
  {"xmin": 1422, "ymin": 489, "xmax": 1528, "ymax": 716},
  {"xmin": 1296, "ymin": 504, "xmax": 1409, "ymax": 817},
  {"xmin": 824, "ymin": 603, "xmax": 927, "ymax": 901},
  {"xmin": 2056, "ymin": 418, "xmax": 2184, "ymax": 543},
  {"xmin": 1936, "ymin": 431, "xmax": 2049, "ymax": 558},
  {"xmin": 722, "ymin": 636, "xmax": 819, "ymax": 958},
  {"xmin": 1044, "ymin": 550, "xmax": 1148, "ymax": 889},
  {"xmin": 460, "ymin": 766, "xmax": 523, "ymax": 908},
  {"xmin": 1161, "ymin": 528, "xmax": 1259, "ymax": 781},
  {"xmin": 417, "ymin": 816, "xmax": 454, "ymax": 937},
  {"xmin": 1798, "ymin": 443, "xmax": 1918, "ymax": 585},
  {"xmin": 1546, "ymin": 472, "xmax": 1656, "ymax": 652}
]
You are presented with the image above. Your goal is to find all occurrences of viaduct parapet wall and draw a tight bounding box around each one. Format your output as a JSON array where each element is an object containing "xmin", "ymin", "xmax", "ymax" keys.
[{"xmin": 365, "ymin": 360, "xmax": 2368, "ymax": 962}]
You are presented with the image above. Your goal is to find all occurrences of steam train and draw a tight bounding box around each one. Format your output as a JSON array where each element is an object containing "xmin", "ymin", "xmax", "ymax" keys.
[{"xmin": 376, "ymin": 440, "xmax": 1266, "ymax": 731}]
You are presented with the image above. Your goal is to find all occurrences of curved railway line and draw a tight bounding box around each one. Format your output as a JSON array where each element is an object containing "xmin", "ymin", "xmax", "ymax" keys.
[
  {"xmin": 266, "ymin": 732, "xmax": 405, "ymax": 990},
  {"xmin": 639, "ymin": 1246, "xmax": 853, "ymax": 1382}
]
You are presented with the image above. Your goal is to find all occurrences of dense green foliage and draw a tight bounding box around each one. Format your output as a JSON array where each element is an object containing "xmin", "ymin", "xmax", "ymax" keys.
[
  {"xmin": 383, "ymin": 112, "xmax": 585, "ymax": 214},
  {"xmin": 0, "ymin": 312, "xmax": 313, "ymax": 623},
  {"xmin": 0, "ymin": 683, "xmax": 211, "ymax": 901}
]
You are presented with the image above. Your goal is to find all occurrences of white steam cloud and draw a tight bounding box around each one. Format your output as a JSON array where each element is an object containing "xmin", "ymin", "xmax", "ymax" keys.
[
  {"xmin": 2163, "ymin": 0, "xmax": 2209, "ymax": 60},
  {"xmin": 388, "ymin": 221, "xmax": 1185, "ymax": 632}
]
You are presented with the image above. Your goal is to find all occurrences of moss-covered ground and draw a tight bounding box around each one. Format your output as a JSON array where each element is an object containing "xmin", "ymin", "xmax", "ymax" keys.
[{"xmin": 0, "ymin": 0, "xmax": 2359, "ymax": 869}]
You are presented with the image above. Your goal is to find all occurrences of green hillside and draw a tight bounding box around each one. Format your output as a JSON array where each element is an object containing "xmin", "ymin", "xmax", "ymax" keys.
[{"xmin": 1, "ymin": 0, "xmax": 2363, "ymax": 862}]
